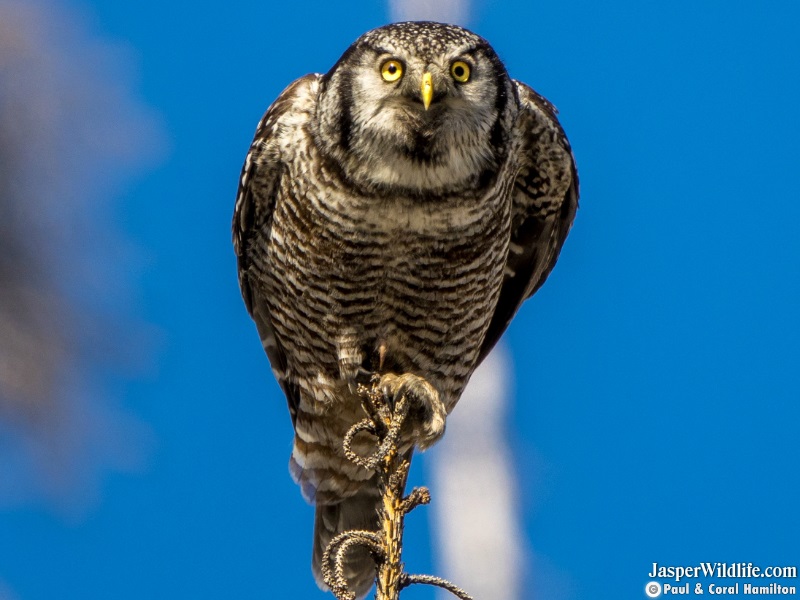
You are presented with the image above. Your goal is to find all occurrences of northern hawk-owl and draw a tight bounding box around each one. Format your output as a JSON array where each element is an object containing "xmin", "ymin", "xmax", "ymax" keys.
[{"xmin": 233, "ymin": 21, "xmax": 578, "ymax": 597}]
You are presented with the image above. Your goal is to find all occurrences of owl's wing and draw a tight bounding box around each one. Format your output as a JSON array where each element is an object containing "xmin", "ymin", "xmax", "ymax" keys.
[
  {"xmin": 233, "ymin": 74, "xmax": 320, "ymax": 423},
  {"xmin": 477, "ymin": 81, "xmax": 579, "ymax": 363}
]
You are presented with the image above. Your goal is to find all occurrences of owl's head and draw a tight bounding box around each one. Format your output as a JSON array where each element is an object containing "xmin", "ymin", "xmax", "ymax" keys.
[{"xmin": 316, "ymin": 22, "xmax": 517, "ymax": 194}]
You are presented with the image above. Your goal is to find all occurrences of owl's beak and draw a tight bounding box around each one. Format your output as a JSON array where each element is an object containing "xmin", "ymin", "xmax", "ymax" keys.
[{"xmin": 421, "ymin": 72, "xmax": 433, "ymax": 110}]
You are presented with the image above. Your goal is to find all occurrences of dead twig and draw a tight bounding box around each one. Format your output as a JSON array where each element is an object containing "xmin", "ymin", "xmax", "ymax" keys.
[{"xmin": 322, "ymin": 375, "xmax": 473, "ymax": 600}]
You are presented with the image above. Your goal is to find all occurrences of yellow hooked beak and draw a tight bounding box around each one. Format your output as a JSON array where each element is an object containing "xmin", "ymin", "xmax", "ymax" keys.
[{"xmin": 421, "ymin": 72, "xmax": 433, "ymax": 110}]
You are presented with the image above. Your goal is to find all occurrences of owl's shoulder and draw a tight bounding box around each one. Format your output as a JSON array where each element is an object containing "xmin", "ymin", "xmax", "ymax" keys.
[
  {"xmin": 513, "ymin": 80, "xmax": 560, "ymax": 120},
  {"xmin": 509, "ymin": 79, "xmax": 577, "ymax": 215},
  {"xmin": 250, "ymin": 73, "xmax": 322, "ymax": 160}
]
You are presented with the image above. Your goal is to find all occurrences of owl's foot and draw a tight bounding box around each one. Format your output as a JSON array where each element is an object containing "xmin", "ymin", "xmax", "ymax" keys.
[{"xmin": 378, "ymin": 372, "xmax": 446, "ymax": 450}]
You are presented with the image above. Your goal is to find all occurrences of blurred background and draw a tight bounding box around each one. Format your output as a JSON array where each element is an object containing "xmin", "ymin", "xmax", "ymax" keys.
[{"xmin": 1, "ymin": 0, "xmax": 798, "ymax": 598}]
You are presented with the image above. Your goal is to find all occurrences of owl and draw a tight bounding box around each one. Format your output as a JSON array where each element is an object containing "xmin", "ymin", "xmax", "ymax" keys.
[{"xmin": 233, "ymin": 21, "xmax": 578, "ymax": 598}]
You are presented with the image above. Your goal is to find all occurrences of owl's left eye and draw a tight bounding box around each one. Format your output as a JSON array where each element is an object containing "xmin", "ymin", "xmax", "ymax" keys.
[
  {"xmin": 451, "ymin": 61, "xmax": 471, "ymax": 83},
  {"xmin": 381, "ymin": 60, "xmax": 404, "ymax": 82}
]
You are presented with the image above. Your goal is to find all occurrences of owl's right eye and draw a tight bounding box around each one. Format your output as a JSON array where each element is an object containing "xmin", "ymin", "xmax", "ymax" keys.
[{"xmin": 380, "ymin": 59, "xmax": 404, "ymax": 82}]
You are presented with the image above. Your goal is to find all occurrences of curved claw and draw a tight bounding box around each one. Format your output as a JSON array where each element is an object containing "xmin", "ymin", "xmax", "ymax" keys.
[{"xmin": 379, "ymin": 373, "xmax": 446, "ymax": 450}]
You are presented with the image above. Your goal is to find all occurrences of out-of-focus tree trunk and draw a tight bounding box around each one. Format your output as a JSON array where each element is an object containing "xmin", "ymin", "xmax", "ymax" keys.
[{"xmin": 0, "ymin": 0, "xmax": 162, "ymax": 515}]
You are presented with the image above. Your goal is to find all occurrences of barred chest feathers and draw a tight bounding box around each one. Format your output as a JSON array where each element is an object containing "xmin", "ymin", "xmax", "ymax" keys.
[{"xmin": 267, "ymin": 116, "xmax": 517, "ymax": 411}]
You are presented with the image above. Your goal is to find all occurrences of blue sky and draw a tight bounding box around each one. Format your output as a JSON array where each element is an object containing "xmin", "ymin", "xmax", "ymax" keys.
[{"xmin": 1, "ymin": 1, "xmax": 799, "ymax": 599}]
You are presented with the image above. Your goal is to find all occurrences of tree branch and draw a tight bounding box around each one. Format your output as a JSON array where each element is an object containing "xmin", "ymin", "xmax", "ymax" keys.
[{"xmin": 322, "ymin": 375, "xmax": 473, "ymax": 600}]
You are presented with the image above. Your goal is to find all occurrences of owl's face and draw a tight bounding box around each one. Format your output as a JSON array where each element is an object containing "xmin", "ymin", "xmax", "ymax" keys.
[{"xmin": 316, "ymin": 22, "xmax": 516, "ymax": 194}]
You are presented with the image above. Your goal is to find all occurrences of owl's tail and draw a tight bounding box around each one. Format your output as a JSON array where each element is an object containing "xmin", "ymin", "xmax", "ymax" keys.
[{"xmin": 312, "ymin": 482, "xmax": 381, "ymax": 600}]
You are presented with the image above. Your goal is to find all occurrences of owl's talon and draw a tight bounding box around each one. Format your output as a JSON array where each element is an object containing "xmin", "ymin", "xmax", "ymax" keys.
[
  {"xmin": 378, "ymin": 373, "xmax": 446, "ymax": 450},
  {"xmin": 346, "ymin": 366, "xmax": 375, "ymax": 395}
]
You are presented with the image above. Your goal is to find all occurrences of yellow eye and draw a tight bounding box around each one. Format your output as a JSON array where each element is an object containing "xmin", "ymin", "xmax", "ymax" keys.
[
  {"xmin": 381, "ymin": 60, "xmax": 403, "ymax": 82},
  {"xmin": 451, "ymin": 61, "xmax": 471, "ymax": 83}
]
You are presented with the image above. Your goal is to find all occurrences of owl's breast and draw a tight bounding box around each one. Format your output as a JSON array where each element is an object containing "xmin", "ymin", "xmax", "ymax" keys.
[{"xmin": 263, "ymin": 147, "xmax": 514, "ymax": 405}]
